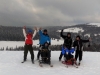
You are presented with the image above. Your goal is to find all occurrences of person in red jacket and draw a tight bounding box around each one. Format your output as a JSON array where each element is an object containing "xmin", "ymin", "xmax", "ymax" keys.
[{"xmin": 22, "ymin": 26, "xmax": 37, "ymax": 64}]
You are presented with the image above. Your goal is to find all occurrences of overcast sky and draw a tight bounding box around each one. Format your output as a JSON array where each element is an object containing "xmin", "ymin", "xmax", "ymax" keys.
[{"xmin": 0, "ymin": 0, "xmax": 100, "ymax": 26}]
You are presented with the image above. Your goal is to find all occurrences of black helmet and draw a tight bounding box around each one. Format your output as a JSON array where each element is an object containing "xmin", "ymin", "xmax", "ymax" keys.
[{"xmin": 43, "ymin": 29, "xmax": 47, "ymax": 32}]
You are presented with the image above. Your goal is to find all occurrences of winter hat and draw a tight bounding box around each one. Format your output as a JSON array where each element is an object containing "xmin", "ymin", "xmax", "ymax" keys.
[
  {"xmin": 76, "ymin": 35, "xmax": 81, "ymax": 39},
  {"xmin": 67, "ymin": 32, "xmax": 71, "ymax": 37},
  {"xmin": 43, "ymin": 29, "xmax": 47, "ymax": 32},
  {"xmin": 67, "ymin": 32, "xmax": 71, "ymax": 35},
  {"xmin": 28, "ymin": 29, "xmax": 32, "ymax": 33}
]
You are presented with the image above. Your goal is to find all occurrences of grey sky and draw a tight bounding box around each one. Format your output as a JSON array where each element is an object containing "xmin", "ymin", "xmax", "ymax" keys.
[{"xmin": 0, "ymin": 0, "xmax": 100, "ymax": 26}]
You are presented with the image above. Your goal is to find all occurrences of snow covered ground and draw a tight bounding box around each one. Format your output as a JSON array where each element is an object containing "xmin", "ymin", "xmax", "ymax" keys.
[{"xmin": 0, "ymin": 51, "xmax": 100, "ymax": 75}]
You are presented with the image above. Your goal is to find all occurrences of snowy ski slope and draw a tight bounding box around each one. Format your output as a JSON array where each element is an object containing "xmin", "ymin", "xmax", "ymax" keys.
[{"xmin": 0, "ymin": 51, "xmax": 100, "ymax": 75}]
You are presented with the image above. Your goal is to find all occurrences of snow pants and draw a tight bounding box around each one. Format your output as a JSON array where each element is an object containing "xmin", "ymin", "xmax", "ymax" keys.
[
  {"xmin": 75, "ymin": 50, "xmax": 82, "ymax": 61},
  {"xmin": 59, "ymin": 52, "xmax": 66, "ymax": 60},
  {"xmin": 37, "ymin": 45, "xmax": 42, "ymax": 59},
  {"xmin": 24, "ymin": 44, "xmax": 34, "ymax": 61}
]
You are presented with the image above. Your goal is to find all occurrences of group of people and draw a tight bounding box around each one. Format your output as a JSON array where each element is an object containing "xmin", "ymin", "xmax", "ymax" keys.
[
  {"xmin": 22, "ymin": 26, "xmax": 91, "ymax": 65},
  {"xmin": 22, "ymin": 26, "xmax": 51, "ymax": 64},
  {"xmin": 59, "ymin": 29, "xmax": 91, "ymax": 65}
]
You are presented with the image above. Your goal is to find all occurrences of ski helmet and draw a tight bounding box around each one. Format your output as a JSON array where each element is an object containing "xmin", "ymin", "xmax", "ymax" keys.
[
  {"xmin": 43, "ymin": 29, "xmax": 47, "ymax": 32},
  {"xmin": 28, "ymin": 29, "xmax": 32, "ymax": 33}
]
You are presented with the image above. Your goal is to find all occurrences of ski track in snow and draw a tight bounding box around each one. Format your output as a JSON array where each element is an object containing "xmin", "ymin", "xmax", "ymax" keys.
[{"xmin": 0, "ymin": 51, "xmax": 100, "ymax": 75}]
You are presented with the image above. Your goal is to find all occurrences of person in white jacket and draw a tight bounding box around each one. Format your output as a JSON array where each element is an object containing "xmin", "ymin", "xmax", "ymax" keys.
[{"xmin": 22, "ymin": 26, "xmax": 37, "ymax": 64}]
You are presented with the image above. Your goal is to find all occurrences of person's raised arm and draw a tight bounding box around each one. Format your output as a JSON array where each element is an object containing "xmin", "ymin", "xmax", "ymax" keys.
[
  {"xmin": 23, "ymin": 26, "xmax": 27, "ymax": 38},
  {"xmin": 39, "ymin": 27, "xmax": 43, "ymax": 36},
  {"xmin": 33, "ymin": 27, "xmax": 37, "ymax": 38},
  {"xmin": 60, "ymin": 29, "xmax": 66, "ymax": 39},
  {"xmin": 82, "ymin": 38, "xmax": 91, "ymax": 43}
]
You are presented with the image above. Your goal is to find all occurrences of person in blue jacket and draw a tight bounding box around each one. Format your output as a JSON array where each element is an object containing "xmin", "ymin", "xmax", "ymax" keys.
[
  {"xmin": 37, "ymin": 28, "xmax": 51, "ymax": 60},
  {"xmin": 61, "ymin": 44, "xmax": 75, "ymax": 61}
]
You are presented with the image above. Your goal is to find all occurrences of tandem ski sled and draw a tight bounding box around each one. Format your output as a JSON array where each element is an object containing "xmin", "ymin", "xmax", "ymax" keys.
[
  {"xmin": 38, "ymin": 42, "xmax": 53, "ymax": 67},
  {"xmin": 61, "ymin": 46, "xmax": 78, "ymax": 68}
]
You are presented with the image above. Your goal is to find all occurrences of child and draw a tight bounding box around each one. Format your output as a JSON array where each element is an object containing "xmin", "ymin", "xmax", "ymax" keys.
[
  {"xmin": 40, "ymin": 42, "xmax": 51, "ymax": 63},
  {"xmin": 62, "ymin": 45, "xmax": 75, "ymax": 60},
  {"xmin": 22, "ymin": 26, "xmax": 37, "ymax": 64},
  {"xmin": 61, "ymin": 45, "xmax": 75, "ymax": 65}
]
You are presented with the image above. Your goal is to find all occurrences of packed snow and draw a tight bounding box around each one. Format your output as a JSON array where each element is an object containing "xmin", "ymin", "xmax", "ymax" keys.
[
  {"xmin": 0, "ymin": 39, "xmax": 100, "ymax": 75},
  {"xmin": 87, "ymin": 23, "xmax": 100, "ymax": 27},
  {"xmin": 57, "ymin": 27, "xmax": 84, "ymax": 33},
  {"xmin": 0, "ymin": 51, "xmax": 100, "ymax": 75},
  {"xmin": 0, "ymin": 39, "xmax": 63, "ymax": 49}
]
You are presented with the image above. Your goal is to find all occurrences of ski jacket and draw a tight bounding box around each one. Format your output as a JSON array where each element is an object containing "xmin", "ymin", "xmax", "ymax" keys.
[
  {"xmin": 61, "ymin": 46, "xmax": 75, "ymax": 55},
  {"xmin": 60, "ymin": 29, "xmax": 72, "ymax": 49},
  {"xmin": 73, "ymin": 39, "xmax": 89, "ymax": 51},
  {"xmin": 23, "ymin": 29, "xmax": 37, "ymax": 45},
  {"xmin": 39, "ymin": 30, "xmax": 51, "ymax": 45}
]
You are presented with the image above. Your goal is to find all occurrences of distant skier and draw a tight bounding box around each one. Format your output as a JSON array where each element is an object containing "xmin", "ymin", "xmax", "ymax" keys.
[
  {"xmin": 37, "ymin": 28, "xmax": 51, "ymax": 60},
  {"xmin": 73, "ymin": 35, "xmax": 91, "ymax": 65},
  {"xmin": 59, "ymin": 29, "xmax": 72, "ymax": 61},
  {"xmin": 22, "ymin": 26, "xmax": 37, "ymax": 64}
]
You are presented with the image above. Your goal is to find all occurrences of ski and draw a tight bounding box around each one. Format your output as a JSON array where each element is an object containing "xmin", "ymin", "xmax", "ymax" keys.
[
  {"xmin": 21, "ymin": 60, "xmax": 35, "ymax": 64},
  {"xmin": 50, "ymin": 64, "xmax": 53, "ymax": 67},
  {"xmin": 62, "ymin": 61, "xmax": 66, "ymax": 64},
  {"xmin": 39, "ymin": 64, "xmax": 53, "ymax": 67},
  {"xmin": 39, "ymin": 62, "xmax": 53, "ymax": 67},
  {"xmin": 65, "ymin": 65, "xmax": 68, "ymax": 68},
  {"xmin": 73, "ymin": 64, "xmax": 78, "ymax": 68},
  {"xmin": 65, "ymin": 64, "xmax": 78, "ymax": 68},
  {"xmin": 62, "ymin": 61, "xmax": 78, "ymax": 68},
  {"xmin": 21, "ymin": 61, "xmax": 25, "ymax": 63}
]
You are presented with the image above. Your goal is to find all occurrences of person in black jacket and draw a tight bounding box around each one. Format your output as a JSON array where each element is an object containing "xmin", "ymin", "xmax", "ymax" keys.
[
  {"xmin": 59, "ymin": 29, "xmax": 72, "ymax": 61},
  {"xmin": 73, "ymin": 35, "xmax": 91, "ymax": 65}
]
